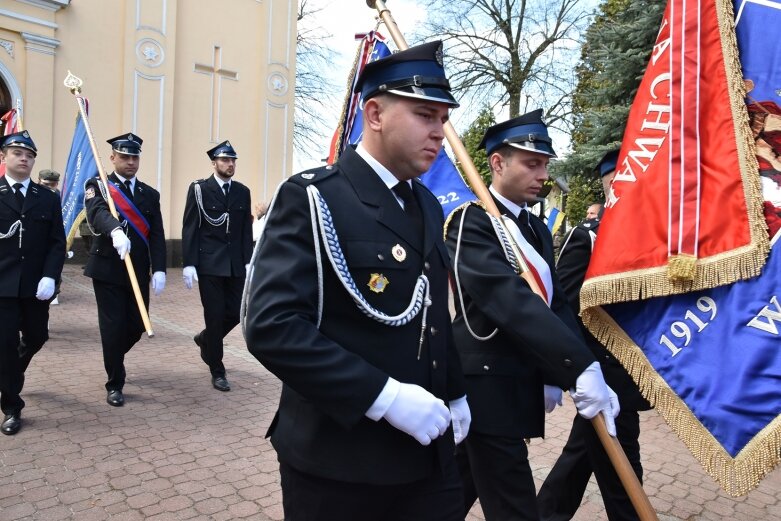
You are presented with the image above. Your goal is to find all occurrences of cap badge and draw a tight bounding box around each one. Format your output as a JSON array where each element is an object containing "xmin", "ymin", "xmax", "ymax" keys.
[
  {"xmin": 391, "ymin": 244, "xmax": 406, "ymax": 262},
  {"xmin": 22, "ymin": 131, "xmax": 29, "ymax": 138},
  {"xmin": 435, "ymin": 44, "xmax": 444, "ymax": 67},
  {"xmin": 225, "ymin": 141, "xmax": 231, "ymax": 147},
  {"xmin": 368, "ymin": 273, "xmax": 389, "ymax": 294},
  {"xmin": 127, "ymin": 134, "xmax": 133, "ymax": 140}
]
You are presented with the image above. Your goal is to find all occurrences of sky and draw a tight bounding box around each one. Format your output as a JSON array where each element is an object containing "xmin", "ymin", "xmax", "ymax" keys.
[
  {"xmin": 293, "ymin": 0, "xmax": 427, "ymax": 171},
  {"xmin": 293, "ymin": 0, "xmax": 596, "ymax": 172}
]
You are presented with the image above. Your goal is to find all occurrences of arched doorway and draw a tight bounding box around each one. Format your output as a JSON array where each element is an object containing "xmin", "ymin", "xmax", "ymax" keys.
[{"xmin": 0, "ymin": 60, "xmax": 22, "ymax": 133}]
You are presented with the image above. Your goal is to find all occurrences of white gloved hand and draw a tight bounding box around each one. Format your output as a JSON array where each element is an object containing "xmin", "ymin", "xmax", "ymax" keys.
[
  {"xmin": 110, "ymin": 228, "xmax": 131, "ymax": 260},
  {"xmin": 449, "ymin": 395, "xmax": 471, "ymax": 445},
  {"xmin": 544, "ymin": 385, "xmax": 563, "ymax": 414},
  {"xmin": 182, "ymin": 266, "xmax": 198, "ymax": 290},
  {"xmin": 383, "ymin": 383, "xmax": 451, "ymax": 446},
  {"xmin": 35, "ymin": 277, "xmax": 56, "ymax": 301},
  {"xmin": 151, "ymin": 271, "xmax": 166, "ymax": 296},
  {"xmin": 570, "ymin": 361, "xmax": 621, "ymax": 436}
]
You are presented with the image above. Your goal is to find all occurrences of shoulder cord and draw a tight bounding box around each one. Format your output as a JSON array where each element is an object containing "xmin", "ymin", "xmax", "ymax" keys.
[
  {"xmin": 0, "ymin": 220, "xmax": 23, "ymax": 248},
  {"xmin": 453, "ymin": 205, "xmax": 498, "ymax": 341},
  {"xmin": 307, "ymin": 185, "xmax": 430, "ymax": 332},
  {"xmin": 193, "ymin": 182, "xmax": 230, "ymax": 234},
  {"xmin": 242, "ymin": 183, "xmax": 432, "ymax": 358}
]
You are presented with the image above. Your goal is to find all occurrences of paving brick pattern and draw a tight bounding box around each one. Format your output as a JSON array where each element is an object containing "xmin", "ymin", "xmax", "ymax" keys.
[{"xmin": 1, "ymin": 265, "xmax": 779, "ymax": 520}]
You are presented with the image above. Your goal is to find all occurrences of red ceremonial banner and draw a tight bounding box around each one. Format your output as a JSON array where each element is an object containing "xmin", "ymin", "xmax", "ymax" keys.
[{"xmin": 582, "ymin": 0, "xmax": 768, "ymax": 307}]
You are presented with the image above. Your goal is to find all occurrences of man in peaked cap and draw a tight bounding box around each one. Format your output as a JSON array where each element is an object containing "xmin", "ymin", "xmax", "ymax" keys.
[
  {"xmin": 537, "ymin": 149, "xmax": 650, "ymax": 521},
  {"xmin": 0, "ymin": 131, "xmax": 65, "ymax": 435},
  {"xmin": 444, "ymin": 112, "xmax": 620, "ymax": 520},
  {"xmin": 244, "ymin": 41, "xmax": 469, "ymax": 520},
  {"xmin": 181, "ymin": 140, "xmax": 252, "ymax": 392},
  {"xmin": 38, "ymin": 169, "xmax": 61, "ymax": 194},
  {"xmin": 83, "ymin": 132, "xmax": 167, "ymax": 407}
]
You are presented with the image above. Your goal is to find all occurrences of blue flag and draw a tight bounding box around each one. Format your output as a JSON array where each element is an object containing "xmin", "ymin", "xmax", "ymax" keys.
[
  {"xmin": 331, "ymin": 33, "xmax": 475, "ymax": 217},
  {"xmin": 582, "ymin": 0, "xmax": 781, "ymax": 496},
  {"xmin": 61, "ymin": 105, "xmax": 97, "ymax": 250}
]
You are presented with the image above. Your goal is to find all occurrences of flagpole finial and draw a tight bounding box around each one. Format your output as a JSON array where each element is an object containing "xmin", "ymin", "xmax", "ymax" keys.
[
  {"xmin": 366, "ymin": 0, "xmax": 378, "ymax": 7},
  {"xmin": 63, "ymin": 71, "xmax": 83, "ymax": 94}
]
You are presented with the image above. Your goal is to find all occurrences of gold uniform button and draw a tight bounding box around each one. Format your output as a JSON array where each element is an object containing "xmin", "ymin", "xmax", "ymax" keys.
[
  {"xmin": 563, "ymin": 359, "xmax": 573, "ymax": 367},
  {"xmin": 424, "ymin": 261, "xmax": 431, "ymax": 270},
  {"xmin": 378, "ymin": 253, "xmax": 385, "ymax": 261},
  {"xmin": 432, "ymin": 360, "xmax": 438, "ymax": 369},
  {"xmin": 483, "ymin": 365, "xmax": 490, "ymax": 371},
  {"xmin": 430, "ymin": 326, "xmax": 438, "ymax": 336}
]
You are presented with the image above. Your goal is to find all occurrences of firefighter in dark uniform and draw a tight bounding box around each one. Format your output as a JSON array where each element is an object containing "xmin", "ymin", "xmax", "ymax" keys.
[
  {"xmin": 244, "ymin": 42, "xmax": 470, "ymax": 520},
  {"xmin": 181, "ymin": 140, "xmax": 252, "ymax": 392},
  {"xmin": 445, "ymin": 113, "xmax": 621, "ymax": 521},
  {"xmin": 0, "ymin": 131, "xmax": 65, "ymax": 435},
  {"xmin": 84, "ymin": 133, "xmax": 167, "ymax": 407},
  {"xmin": 537, "ymin": 150, "xmax": 651, "ymax": 521}
]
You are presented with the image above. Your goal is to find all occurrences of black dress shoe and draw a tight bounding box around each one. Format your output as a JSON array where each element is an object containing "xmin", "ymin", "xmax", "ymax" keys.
[
  {"xmin": 107, "ymin": 390, "xmax": 125, "ymax": 407},
  {"xmin": 194, "ymin": 333, "xmax": 208, "ymax": 365},
  {"xmin": 212, "ymin": 376, "xmax": 231, "ymax": 392},
  {"xmin": 1, "ymin": 414, "xmax": 21, "ymax": 435}
]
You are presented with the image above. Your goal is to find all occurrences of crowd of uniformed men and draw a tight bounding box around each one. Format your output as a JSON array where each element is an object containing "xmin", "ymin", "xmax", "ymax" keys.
[{"xmin": 0, "ymin": 40, "xmax": 649, "ymax": 521}]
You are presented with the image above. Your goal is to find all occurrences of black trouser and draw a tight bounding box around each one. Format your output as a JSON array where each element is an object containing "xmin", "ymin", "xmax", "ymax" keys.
[
  {"xmin": 93, "ymin": 280, "xmax": 147, "ymax": 391},
  {"xmin": 0, "ymin": 296, "xmax": 50, "ymax": 415},
  {"xmin": 537, "ymin": 410, "xmax": 642, "ymax": 521},
  {"xmin": 279, "ymin": 455, "xmax": 463, "ymax": 521},
  {"xmin": 458, "ymin": 432, "xmax": 540, "ymax": 520},
  {"xmin": 196, "ymin": 274, "xmax": 243, "ymax": 377}
]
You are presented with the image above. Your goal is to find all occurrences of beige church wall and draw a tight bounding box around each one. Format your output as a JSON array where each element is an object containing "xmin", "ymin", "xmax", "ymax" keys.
[{"xmin": 0, "ymin": 0, "xmax": 296, "ymax": 256}]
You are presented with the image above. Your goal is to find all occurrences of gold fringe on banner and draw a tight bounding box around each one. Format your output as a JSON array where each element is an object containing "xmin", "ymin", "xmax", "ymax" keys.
[
  {"xmin": 582, "ymin": 307, "xmax": 781, "ymax": 497},
  {"xmin": 64, "ymin": 208, "xmax": 86, "ymax": 252},
  {"xmin": 581, "ymin": 0, "xmax": 769, "ymax": 311},
  {"xmin": 579, "ymin": 0, "xmax": 778, "ymax": 497}
]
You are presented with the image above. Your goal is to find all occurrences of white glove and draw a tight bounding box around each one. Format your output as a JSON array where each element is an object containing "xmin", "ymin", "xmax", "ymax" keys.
[
  {"xmin": 544, "ymin": 385, "xmax": 563, "ymax": 413},
  {"xmin": 383, "ymin": 383, "xmax": 451, "ymax": 446},
  {"xmin": 449, "ymin": 396, "xmax": 471, "ymax": 445},
  {"xmin": 183, "ymin": 266, "xmax": 198, "ymax": 289},
  {"xmin": 110, "ymin": 228, "xmax": 131, "ymax": 260},
  {"xmin": 570, "ymin": 361, "xmax": 621, "ymax": 436},
  {"xmin": 35, "ymin": 277, "xmax": 56, "ymax": 301},
  {"xmin": 151, "ymin": 271, "xmax": 166, "ymax": 296}
]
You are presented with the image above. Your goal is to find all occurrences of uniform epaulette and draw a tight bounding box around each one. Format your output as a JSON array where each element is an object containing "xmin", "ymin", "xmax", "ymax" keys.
[
  {"xmin": 192, "ymin": 178, "xmax": 207, "ymax": 185},
  {"xmin": 443, "ymin": 200, "xmax": 486, "ymax": 241},
  {"xmin": 289, "ymin": 164, "xmax": 338, "ymax": 186}
]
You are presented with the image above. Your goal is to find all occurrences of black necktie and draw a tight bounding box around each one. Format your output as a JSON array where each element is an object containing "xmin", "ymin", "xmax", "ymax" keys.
[
  {"xmin": 519, "ymin": 209, "xmax": 541, "ymax": 252},
  {"xmin": 13, "ymin": 183, "xmax": 24, "ymax": 208},
  {"xmin": 124, "ymin": 180, "xmax": 134, "ymax": 201},
  {"xmin": 223, "ymin": 183, "xmax": 230, "ymax": 198},
  {"xmin": 392, "ymin": 182, "xmax": 423, "ymax": 233}
]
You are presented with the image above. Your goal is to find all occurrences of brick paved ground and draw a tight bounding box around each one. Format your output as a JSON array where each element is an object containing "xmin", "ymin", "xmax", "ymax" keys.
[{"xmin": 1, "ymin": 265, "xmax": 779, "ymax": 520}]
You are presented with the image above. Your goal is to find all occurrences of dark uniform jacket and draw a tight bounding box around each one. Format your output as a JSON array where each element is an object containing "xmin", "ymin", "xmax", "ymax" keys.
[
  {"xmin": 445, "ymin": 198, "xmax": 595, "ymax": 439},
  {"xmin": 557, "ymin": 220, "xmax": 651, "ymax": 411},
  {"xmin": 181, "ymin": 176, "xmax": 252, "ymax": 278},
  {"xmin": 0, "ymin": 177, "xmax": 65, "ymax": 298},
  {"xmin": 83, "ymin": 173, "xmax": 166, "ymax": 286},
  {"xmin": 244, "ymin": 146, "xmax": 466, "ymax": 485}
]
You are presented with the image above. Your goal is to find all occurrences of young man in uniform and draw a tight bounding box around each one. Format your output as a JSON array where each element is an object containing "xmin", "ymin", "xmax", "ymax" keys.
[
  {"xmin": 244, "ymin": 42, "xmax": 470, "ymax": 520},
  {"xmin": 181, "ymin": 141, "xmax": 252, "ymax": 391},
  {"xmin": 84, "ymin": 133, "xmax": 167, "ymax": 407},
  {"xmin": 445, "ymin": 113, "xmax": 620, "ymax": 520},
  {"xmin": 0, "ymin": 131, "xmax": 65, "ymax": 434}
]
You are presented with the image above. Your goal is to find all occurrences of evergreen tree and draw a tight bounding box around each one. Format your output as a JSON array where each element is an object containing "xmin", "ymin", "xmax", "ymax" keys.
[
  {"xmin": 459, "ymin": 107, "xmax": 496, "ymax": 187},
  {"xmin": 552, "ymin": 0, "xmax": 666, "ymax": 223}
]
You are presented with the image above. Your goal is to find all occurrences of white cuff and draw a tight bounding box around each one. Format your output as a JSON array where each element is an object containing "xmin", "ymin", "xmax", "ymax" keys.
[{"xmin": 365, "ymin": 377, "xmax": 400, "ymax": 421}]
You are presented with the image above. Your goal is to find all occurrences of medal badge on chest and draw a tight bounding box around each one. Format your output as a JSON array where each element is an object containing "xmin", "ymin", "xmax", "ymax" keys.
[
  {"xmin": 368, "ymin": 273, "xmax": 389, "ymax": 293},
  {"xmin": 391, "ymin": 244, "xmax": 406, "ymax": 262}
]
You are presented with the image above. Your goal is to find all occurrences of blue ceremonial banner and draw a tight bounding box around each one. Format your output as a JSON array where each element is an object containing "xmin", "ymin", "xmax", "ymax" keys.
[
  {"xmin": 582, "ymin": 0, "xmax": 781, "ymax": 496},
  {"xmin": 61, "ymin": 104, "xmax": 97, "ymax": 250},
  {"xmin": 330, "ymin": 32, "xmax": 475, "ymax": 217}
]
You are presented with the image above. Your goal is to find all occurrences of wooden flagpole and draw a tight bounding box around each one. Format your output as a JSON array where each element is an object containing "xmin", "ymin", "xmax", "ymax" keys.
[
  {"xmin": 63, "ymin": 71, "xmax": 155, "ymax": 337},
  {"xmin": 365, "ymin": 2, "xmax": 657, "ymax": 519}
]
